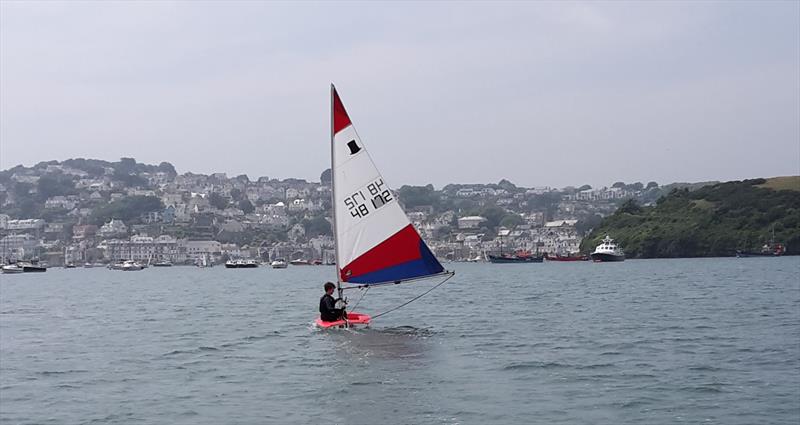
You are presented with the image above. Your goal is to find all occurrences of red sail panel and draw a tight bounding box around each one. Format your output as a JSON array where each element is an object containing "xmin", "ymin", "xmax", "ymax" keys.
[
  {"xmin": 333, "ymin": 88, "xmax": 352, "ymax": 134},
  {"xmin": 340, "ymin": 224, "xmax": 421, "ymax": 282}
]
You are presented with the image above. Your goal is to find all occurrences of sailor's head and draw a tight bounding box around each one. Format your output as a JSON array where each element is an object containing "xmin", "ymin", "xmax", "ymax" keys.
[{"xmin": 324, "ymin": 282, "xmax": 336, "ymax": 294}]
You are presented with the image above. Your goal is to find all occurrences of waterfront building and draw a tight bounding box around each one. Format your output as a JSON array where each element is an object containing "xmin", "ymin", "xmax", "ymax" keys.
[
  {"xmin": 181, "ymin": 240, "xmax": 222, "ymax": 263},
  {"xmin": 6, "ymin": 219, "xmax": 46, "ymax": 231},
  {"xmin": 99, "ymin": 219, "xmax": 128, "ymax": 238},
  {"xmin": 105, "ymin": 235, "xmax": 180, "ymax": 262},
  {"xmin": 0, "ymin": 234, "xmax": 39, "ymax": 260}
]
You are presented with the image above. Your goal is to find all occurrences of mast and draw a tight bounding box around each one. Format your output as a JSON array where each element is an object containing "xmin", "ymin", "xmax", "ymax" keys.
[{"xmin": 330, "ymin": 84, "xmax": 343, "ymax": 301}]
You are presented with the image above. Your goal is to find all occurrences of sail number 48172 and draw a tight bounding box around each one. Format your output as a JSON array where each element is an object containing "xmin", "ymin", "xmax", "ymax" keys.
[{"xmin": 344, "ymin": 178, "xmax": 393, "ymax": 219}]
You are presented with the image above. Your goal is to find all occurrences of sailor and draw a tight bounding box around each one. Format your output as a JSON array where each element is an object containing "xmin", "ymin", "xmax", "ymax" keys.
[{"xmin": 319, "ymin": 282, "xmax": 345, "ymax": 322}]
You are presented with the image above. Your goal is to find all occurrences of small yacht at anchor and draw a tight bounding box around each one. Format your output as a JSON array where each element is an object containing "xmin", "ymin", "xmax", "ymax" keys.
[
  {"xmin": 121, "ymin": 260, "xmax": 145, "ymax": 271},
  {"xmin": 590, "ymin": 235, "xmax": 625, "ymax": 262},
  {"xmin": 1, "ymin": 264, "xmax": 24, "ymax": 274},
  {"xmin": 270, "ymin": 259, "xmax": 288, "ymax": 269}
]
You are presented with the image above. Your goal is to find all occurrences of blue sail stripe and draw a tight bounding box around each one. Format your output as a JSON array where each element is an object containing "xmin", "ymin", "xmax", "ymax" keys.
[{"xmin": 347, "ymin": 240, "xmax": 444, "ymax": 284}]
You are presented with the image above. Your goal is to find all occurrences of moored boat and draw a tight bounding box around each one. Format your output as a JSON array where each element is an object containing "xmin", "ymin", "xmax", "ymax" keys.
[
  {"xmin": 545, "ymin": 253, "xmax": 589, "ymax": 262},
  {"xmin": 590, "ymin": 235, "xmax": 625, "ymax": 262},
  {"xmin": 488, "ymin": 250, "xmax": 544, "ymax": 263},
  {"xmin": 225, "ymin": 259, "xmax": 258, "ymax": 268},
  {"xmin": 19, "ymin": 261, "xmax": 47, "ymax": 272},
  {"xmin": 736, "ymin": 244, "xmax": 786, "ymax": 257},
  {"xmin": 108, "ymin": 261, "xmax": 126, "ymax": 270},
  {"xmin": 2, "ymin": 264, "xmax": 24, "ymax": 274},
  {"xmin": 196, "ymin": 254, "xmax": 213, "ymax": 268},
  {"xmin": 121, "ymin": 260, "xmax": 145, "ymax": 271},
  {"xmin": 270, "ymin": 259, "xmax": 288, "ymax": 269},
  {"xmin": 736, "ymin": 225, "xmax": 786, "ymax": 257}
]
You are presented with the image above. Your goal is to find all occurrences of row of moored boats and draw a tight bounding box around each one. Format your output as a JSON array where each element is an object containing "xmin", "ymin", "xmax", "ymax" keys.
[
  {"xmin": 225, "ymin": 258, "xmax": 324, "ymax": 268},
  {"xmin": 1, "ymin": 261, "xmax": 48, "ymax": 274},
  {"xmin": 485, "ymin": 235, "xmax": 625, "ymax": 263}
]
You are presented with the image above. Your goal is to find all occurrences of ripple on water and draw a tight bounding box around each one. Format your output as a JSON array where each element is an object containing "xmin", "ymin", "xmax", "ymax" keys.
[{"xmin": 1, "ymin": 259, "xmax": 798, "ymax": 424}]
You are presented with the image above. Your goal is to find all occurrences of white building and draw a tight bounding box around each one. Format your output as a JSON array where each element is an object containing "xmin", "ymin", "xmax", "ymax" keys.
[
  {"xmin": 181, "ymin": 240, "xmax": 222, "ymax": 262},
  {"xmin": 45, "ymin": 196, "xmax": 78, "ymax": 210},
  {"xmin": 545, "ymin": 219, "xmax": 579, "ymax": 228},
  {"xmin": 6, "ymin": 219, "xmax": 46, "ymax": 231},
  {"xmin": 457, "ymin": 216, "xmax": 487, "ymax": 230},
  {"xmin": 105, "ymin": 235, "xmax": 180, "ymax": 262},
  {"xmin": 0, "ymin": 234, "xmax": 39, "ymax": 260},
  {"xmin": 99, "ymin": 219, "xmax": 128, "ymax": 238},
  {"xmin": 285, "ymin": 188, "xmax": 300, "ymax": 199}
]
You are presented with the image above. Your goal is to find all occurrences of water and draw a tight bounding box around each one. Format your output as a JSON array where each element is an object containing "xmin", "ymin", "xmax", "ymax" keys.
[{"xmin": 1, "ymin": 257, "xmax": 799, "ymax": 424}]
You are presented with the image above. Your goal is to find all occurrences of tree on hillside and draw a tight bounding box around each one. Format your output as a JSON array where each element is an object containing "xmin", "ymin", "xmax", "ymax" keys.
[
  {"xmin": 526, "ymin": 192, "xmax": 562, "ymax": 220},
  {"xmin": 498, "ymin": 179, "xmax": 517, "ymax": 191},
  {"xmin": 303, "ymin": 216, "xmax": 332, "ymax": 237},
  {"xmin": 398, "ymin": 185, "xmax": 439, "ymax": 209},
  {"xmin": 114, "ymin": 157, "xmax": 137, "ymax": 174},
  {"xmin": 575, "ymin": 214, "xmax": 603, "ymax": 236},
  {"xmin": 500, "ymin": 214, "xmax": 524, "ymax": 228},
  {"xmin": 646, "ymin": 181, "xmax": 659, "ymax": 189},
  {"xmin": 238, "ymin": 199, "xmax": 255, "ymax": 214},
  {"xmin": 112, "ymin": 170, "xmax": 147, "ymax": 187},
  {"xmin": 13, "ymin": 182, "xmax": 33, "ymax": 198},
  {"xmin": 617, "ymin": 198, "xmax": 643, "ymax": 215},
  {"xmin": 158, "ymin": 162, "xmax": 177, "ymax": 176},
  {"xmin": 230, "ymin": 188, "xmax": 243, "ymax": 202},
  {"xmin": 612, "ymin": 182, "xmax": 626, "ymax": 188},
  {"xmin": 63, "ymin": 158, "xmax": 108, "ymax": 176},
  {"xmin": 37, "ymin": 175, "xmax": 77, "ymax": 200},
  {"xmin": 578, "ymin": 184, "xmax": 592, "ymax": 191},
  {"xmin": 90, "ymin": 196, "xmax": 163, "ymax": 225},
  {"xmin": 320, "ymin": 168, "xmax": 332, "ymax": 184},
  {"xmin": 17, "ymin": 199, "xmax": 39, "ymax": 218},
  {"xmin": 209, "ymin": 192, "xmax": 229, "ymax": 210},
  {"xmin": 480, "ymin": 205, "xmax": 507, "ymax": 229}
]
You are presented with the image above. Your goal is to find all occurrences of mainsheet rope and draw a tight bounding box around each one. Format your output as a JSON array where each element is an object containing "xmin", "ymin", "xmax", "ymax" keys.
[
  {"xmin": 370, "ymin": 273, "xmax": 455, "ymax": 320},
  {"xmin": 348, "ymin": 286, "xmax": 370, "ymax": 312}
]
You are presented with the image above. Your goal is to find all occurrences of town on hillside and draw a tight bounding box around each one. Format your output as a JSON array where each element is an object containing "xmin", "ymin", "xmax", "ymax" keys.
[{"xmin": 0, "ymin": 158, "xmax": 669, "ymax": 266}]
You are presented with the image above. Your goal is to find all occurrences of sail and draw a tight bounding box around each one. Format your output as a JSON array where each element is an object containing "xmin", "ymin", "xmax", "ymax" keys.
[{"xmin": 331, "ymin": 86, "xmax": 444, "ymax": 284}]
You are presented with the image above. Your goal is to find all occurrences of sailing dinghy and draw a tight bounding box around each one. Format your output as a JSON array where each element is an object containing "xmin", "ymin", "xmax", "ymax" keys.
[{"xmin": 316, "ymin": 86, "xmax": 454, "ymax": 328}]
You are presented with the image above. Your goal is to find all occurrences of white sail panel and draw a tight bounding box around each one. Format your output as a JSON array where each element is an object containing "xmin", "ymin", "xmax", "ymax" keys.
[
  {"xmin": 331, "ymin": 87, "xmax": 444, "ymax": 284},
  {"xmin": 333, "ymin": 125, "xmax": 410, "ymax": 268}
]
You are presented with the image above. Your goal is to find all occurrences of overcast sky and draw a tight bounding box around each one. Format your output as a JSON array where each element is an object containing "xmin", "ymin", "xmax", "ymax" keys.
[{"xmin": 1, "ymin": 1, "xmax": 798, "ymax": 188}]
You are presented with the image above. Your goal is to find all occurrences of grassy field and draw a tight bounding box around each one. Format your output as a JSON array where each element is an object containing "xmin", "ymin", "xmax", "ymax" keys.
[{"xmin": 757, "ymin": 176, "xmax": 800, "ymax": 191}]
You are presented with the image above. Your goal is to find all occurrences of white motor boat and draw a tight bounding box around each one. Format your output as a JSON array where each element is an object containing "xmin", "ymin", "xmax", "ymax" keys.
[
  {"xmin": 270, "ymin": 259, "xmax": 288, "ymax": 269},
  {"xmin": 2, "ymin": 264, "xmax": 24, "ymax": 274},
  {"xmin": 590, "ymin": 235, "xmax": 626, "ymax": 262},
  {"xmin": 121, "ymin": 260, "xmax": 145, "ymax": 271}
]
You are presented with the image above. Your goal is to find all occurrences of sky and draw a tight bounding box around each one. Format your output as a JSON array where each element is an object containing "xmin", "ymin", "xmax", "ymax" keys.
[{"xmin": 1, "ymin": 1, "xmax": 798, "ymax": 189}]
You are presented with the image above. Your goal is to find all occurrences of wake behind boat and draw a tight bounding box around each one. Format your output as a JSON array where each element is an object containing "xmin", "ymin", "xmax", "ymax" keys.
[{"xmin": 317, "ymin": 86, "xmax": 454, "ymax": 328}]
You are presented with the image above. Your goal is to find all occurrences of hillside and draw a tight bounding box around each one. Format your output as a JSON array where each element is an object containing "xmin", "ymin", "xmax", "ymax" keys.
[{"xmin": 580, "ymin": 177, "xmax": 800, "ymax": 258}]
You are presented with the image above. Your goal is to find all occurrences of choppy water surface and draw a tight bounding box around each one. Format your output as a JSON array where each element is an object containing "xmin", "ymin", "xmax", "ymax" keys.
[{"xmin": 1, "ymin": 257, "xmax": 799, "ymax": 424}]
